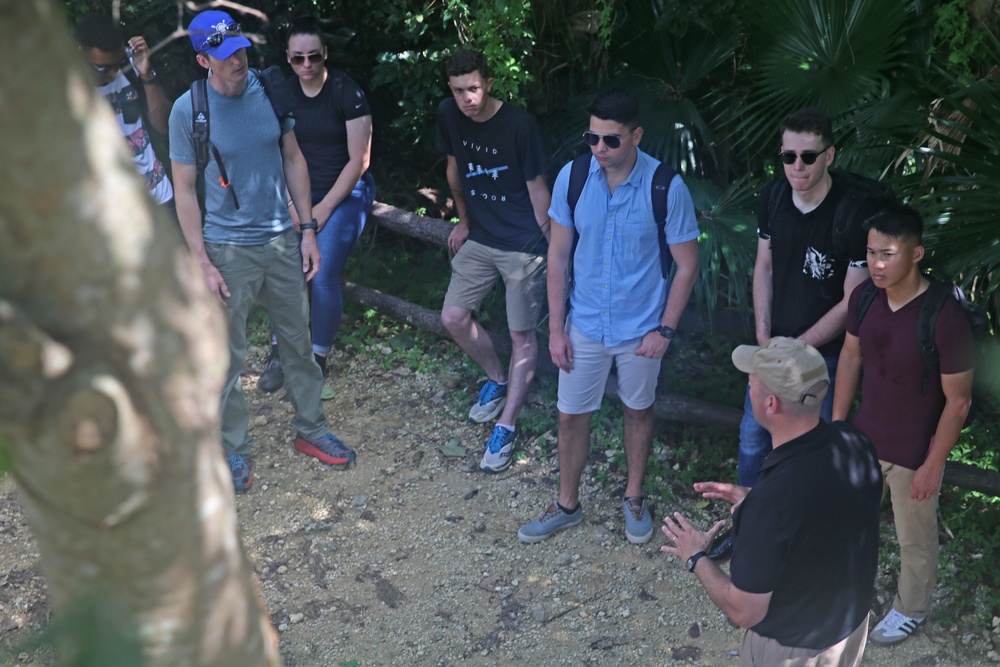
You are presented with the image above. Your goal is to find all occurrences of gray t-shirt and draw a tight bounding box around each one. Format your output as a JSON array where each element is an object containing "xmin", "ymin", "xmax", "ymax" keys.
[{"xmin": 169, "ymin": 71, "xmax": 295, "ymax": 246}]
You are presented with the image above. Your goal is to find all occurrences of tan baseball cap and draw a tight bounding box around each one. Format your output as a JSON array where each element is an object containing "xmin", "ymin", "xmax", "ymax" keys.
[{"xmin": 731, "ymin": 337, "xmax": 829, "ymax": 407}]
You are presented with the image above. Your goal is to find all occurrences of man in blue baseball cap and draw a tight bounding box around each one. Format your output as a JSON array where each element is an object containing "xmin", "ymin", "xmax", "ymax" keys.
[{"xmin": 168, "ymin": 10, "xmax": 357, "ymax": 492}]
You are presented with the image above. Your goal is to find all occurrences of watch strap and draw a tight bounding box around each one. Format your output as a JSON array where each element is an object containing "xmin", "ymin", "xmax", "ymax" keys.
[
  {"xmin": 299, "ymin": 218, "xmax": 319, "ymax": 231},
  {"xmin": 686, "ymin": 550, "xmax": 707, "ymax": 572}
]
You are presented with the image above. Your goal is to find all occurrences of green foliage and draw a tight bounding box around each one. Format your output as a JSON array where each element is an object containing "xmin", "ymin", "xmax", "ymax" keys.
[{"xmin": 931, "ymin": 0, "xmax": 992, "ymax": 75}]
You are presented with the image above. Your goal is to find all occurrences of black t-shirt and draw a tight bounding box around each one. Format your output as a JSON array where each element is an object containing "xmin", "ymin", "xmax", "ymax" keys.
[
  {"xmin": 730, "ymin": 421, "xmax": 882, "ymax": 649},
  {"xmin": 757, "ymin": 174, "xmax": 872, "ymax": 358},
  {"xmin": 435, "ymin": 98, "xmax": 548, "ymax": 254},
  {"xmin": 290, "ymin": 69, "xmax": 371, "ymax": 196}
]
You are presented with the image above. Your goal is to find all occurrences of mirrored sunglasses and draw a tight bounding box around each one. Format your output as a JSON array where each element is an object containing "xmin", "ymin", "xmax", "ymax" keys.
[
  {"xmin": 582, "ymin": 131, "xmax": 624, "ymax": 149},
  {"xmin": 202, "ymin": 23, "xmax": 243, "ymax": 51},
  {"xmin": 90, "ymin": 58, "xmax": 128, "ymax": 74},
  {"xmin": 778, "ymin": 146, "xmax": 831, "ymax": 165},
  {"xmin": 290, "ymin": 52, "xmax": 324, "ymax": 66}
]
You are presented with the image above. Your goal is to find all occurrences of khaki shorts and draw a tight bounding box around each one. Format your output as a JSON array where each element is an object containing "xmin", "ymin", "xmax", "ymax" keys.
[
  {"xmin": 443, "ymin": 240, "xmax": 545, "ymax": 332},
  {"xmin": 557, "ymin": 323, "xmax": 662, "ymax": 414}
]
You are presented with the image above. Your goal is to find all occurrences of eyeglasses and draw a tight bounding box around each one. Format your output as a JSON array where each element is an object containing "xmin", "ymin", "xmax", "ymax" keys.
[
  {"xmin": 778, "ymin": 146, "xmax": 831, "ymax": 165},
  {"xmin": 290, "ymin": 52, "xmax": 324, "ymax": 66},
  {"xmin": 90, "ymin": 59, "xmax": 128, "ymax": 74},
  {"xmin": 201, "ymin": 23, "xmax": 243, "ymax": 51},
  {"xmin": 582, "ymin": 130, "xmax": 631, "ymax": 149}
]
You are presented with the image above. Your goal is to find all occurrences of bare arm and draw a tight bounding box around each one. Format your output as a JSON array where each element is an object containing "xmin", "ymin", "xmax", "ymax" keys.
[
  {"xmin": 911, "ymin": 369, "xmax": 973, "ymax": 500},
  {"xmin": 128, "ymin": 37, "xmax": 170, "ymax": 133},
  {"xmin": 525, "ymin": 174, "xmax": 552, "ymax": 242},
  {"xmin": 832, "ymin": 331, "xmax": 863, "ymax": 421},
  {"xmin": 636, "ymin": 238, "xmax": 699, "ymax": 359},
  {"xmin": 445, "ymin": 155, "xmax": 470, "ymax": 253},
  {"xmin": 753, "ymin": 238, "xmax": 773, "ymax": 345},
  {"xmin": 546, "ymin": 221, "xmax": 575, "ymax": 372},
  {"xmin": 661, "ymin": 511, "xmax": 772, "ymax": 627},
  {"xmin": 309, "ymin": 115, "xmax": 372, "ymax": 229},
  {"xmin": 171, "ymin": 160, "xmax": 229, "ymax": 304},
  {"xmin": 280, "ymin": 130, "xmax": 319, "ymax": 281},
  {"xmin": 798, "ymin": 265, "xmax": 869, "ymax": 349}
]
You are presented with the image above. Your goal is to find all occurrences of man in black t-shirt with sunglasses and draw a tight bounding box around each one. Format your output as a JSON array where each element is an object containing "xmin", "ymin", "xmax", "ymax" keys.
[{"xmin": 711, "ymin": 109, "xmax": 880, "ymax": 562}]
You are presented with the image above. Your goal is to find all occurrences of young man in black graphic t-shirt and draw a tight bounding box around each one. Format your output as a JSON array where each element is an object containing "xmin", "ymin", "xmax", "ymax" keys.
[{"xmin": 435, "ymin": 49, "xmax": 551, "ymax": 473}]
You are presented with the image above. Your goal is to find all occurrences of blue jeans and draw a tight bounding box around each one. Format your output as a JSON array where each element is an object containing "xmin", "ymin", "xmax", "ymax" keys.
[
  {"xmin": 268, "ymin": 172, "xmax": 376, "ymax": 355},
  {"xmin": 309, "ymin": 171, "xmax": 375, "ymax": 355},
  {"xmin": 737, "ymin": 356, "xmax": 839, "ymax": 487}
]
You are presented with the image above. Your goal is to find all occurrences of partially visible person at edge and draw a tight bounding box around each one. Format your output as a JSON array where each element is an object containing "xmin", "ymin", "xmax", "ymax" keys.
[
  {"xmin": 663, "ymin": 337, "xmax": 882, "ymax": 667},
  {"xmin": 517, "ymin": 89, "xmax": 699, "ymax": 545},
  {"xmin": 168, "ymin": 10, "xmax": 355, "ymax": 492},
  {"xmin": 435, "ymin": 48, "xmax": 552, "ymax": 473},
  {"xmin": 711, "ymin": 107, "xmax": 877, "ymax": 562},
  {"xmin": 75, "ymin": 13, "xmax": 176, "ymax": 221},
  {"xmin": 257, "ymin": 17, "xmax": 376, "ymax": 394},
  {"xmin": 833, "ymin": 204, "xmax": 974, "ymax": 646}
]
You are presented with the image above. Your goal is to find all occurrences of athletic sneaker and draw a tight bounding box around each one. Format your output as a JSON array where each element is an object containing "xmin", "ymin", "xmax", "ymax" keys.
[
  {"xmin": 258, "ymin": 349, "xmax": 284, "ymax": 393},
  {"xmin": 480, "ymin": 425, "xmax": 515, "ymax": 473},
  {"xmin": 468, "ymin": 380, "xmax": 507, "ymax": 423},
  {"xmin": 227, "ymin": 453, "xmax": 253, "ymax": 492},
  {"xmin": 869, "ymin": 609, "xmax": 926, "ymax": 645},
  {"xmin": 294, "ymin": 433, "xmax": 356, "ymax": 467},
  {"xmin": 623, "ymin": 496, "xmax": 653, "ymax": 544},
  {"xmin": 518, "ymin": 502, "xmax": 583, "ymax": 543}
]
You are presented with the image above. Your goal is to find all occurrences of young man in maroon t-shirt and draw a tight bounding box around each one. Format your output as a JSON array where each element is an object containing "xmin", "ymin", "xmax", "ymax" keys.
[{"xmin": 833, "ymin": 204, "xmax": 974, "ymax": 646}]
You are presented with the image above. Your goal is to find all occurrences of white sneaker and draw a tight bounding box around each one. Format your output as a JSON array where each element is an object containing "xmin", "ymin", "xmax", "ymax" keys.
[
  {"xmin": 468, "ymin": 380, "xmax": 507, "ymax": 423},
  {"xmin": 869, "ymin": 608, "xmax": 925, "ymax": 645}
]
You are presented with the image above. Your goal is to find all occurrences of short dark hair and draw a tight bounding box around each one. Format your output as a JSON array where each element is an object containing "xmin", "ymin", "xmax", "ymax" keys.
[
  {"xmin": 587, "ymin": 89, "xmax": 640, "ymax": 128},
  {"xmin": 864, "ymin": 204, "xmax": 924, "ymax": 246},
  {"xmin": 446, "ymin": 49, "xmax": 490, "ymax": 80},
  {"xmin": 75, "ymin": 13, "xmax": 124, "ymax": 52},
  {"xmin": 780, "ymin": 107, "xmax": 834, "ymax": 147},
  {"xmin": 286, "ymin": 17, "xmax": 324, "ymax": 48}
]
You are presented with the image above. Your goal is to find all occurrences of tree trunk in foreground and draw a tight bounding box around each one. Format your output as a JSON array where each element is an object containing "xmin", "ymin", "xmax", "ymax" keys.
[{"xmin": 0, "ymin": 2, "xmax": 279, "ymax": 665}]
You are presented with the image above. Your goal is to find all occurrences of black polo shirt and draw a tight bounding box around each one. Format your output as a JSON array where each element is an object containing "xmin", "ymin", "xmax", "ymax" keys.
[{"xmin": 730, "ymin": 421, "xmax": 882, "ymax": 649}]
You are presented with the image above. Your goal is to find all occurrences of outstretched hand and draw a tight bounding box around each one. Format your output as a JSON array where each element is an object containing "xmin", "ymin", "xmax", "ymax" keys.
[
  {"xmin": 660, "ymin": 512, "xmax": 726, "ymax": 564},
  {"xmin": 693, "ymin": 481, "xmax": 750, "ymax": 514}
]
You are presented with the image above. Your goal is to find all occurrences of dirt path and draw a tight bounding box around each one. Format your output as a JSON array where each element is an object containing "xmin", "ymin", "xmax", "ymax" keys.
[{"xmin": 0, "ymin": 340, "xmax": 997, "ymax": 666}]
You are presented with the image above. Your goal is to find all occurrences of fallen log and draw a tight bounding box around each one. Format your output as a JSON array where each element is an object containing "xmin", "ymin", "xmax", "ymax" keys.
[{"xmin": 359, "ymin": 204, "xmax": 1000, "ymax": 497}]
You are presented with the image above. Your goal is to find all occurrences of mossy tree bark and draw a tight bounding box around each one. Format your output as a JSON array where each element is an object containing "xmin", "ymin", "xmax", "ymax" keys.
[{"xmin": 0, "ymin": 1, "xmax": 280, "ymax": 665}]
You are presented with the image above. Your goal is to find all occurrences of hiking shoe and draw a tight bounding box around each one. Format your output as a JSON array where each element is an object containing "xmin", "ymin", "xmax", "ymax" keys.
[
  {"xmin": 294, "ymin": 433, "xmax": 356, "ymax": 467},
  {"xmin": 870, "ymin": 609, "xmax": 926, "ymax": 645},
  {"xmin": 623, "ymin": 496, "xmax": 653, "ymax": 544},
  {"xmin": 480, "ymin": 425, "xmax": 515, "ymax": 473},
  {"xmin": 258, "ymin": 350, "xmax": 284, "ymax": 393},
  {"xmin": 518, "ymin": 502, "xmax": 583, "ymax": 543},
  {"xmin": 468, "ymin": 380, "xmax": 507, "ymax": 423},
  {"xmin": 227, "ymin": 453, "xmax": 253, "ymax": 492}
]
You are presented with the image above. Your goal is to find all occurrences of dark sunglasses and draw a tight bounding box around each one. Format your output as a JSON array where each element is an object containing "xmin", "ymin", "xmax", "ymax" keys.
[
  {"xmin": 201, "ymin": 23, "xmax": 243, "ymax": 51},
  {"xmin": 582, "ymin": 130, "xmax": 629, "ymax": 149},
  {"xmin": 290, "ymin": 52, "xmax": 324, "ymax": 66},
  {"xmin": 90, "ymin": 58, "xmax": 128, "ymax": 74},
  {"xmin": 778, "ymin": 145, "xmax": 831, "ymax": 165}
]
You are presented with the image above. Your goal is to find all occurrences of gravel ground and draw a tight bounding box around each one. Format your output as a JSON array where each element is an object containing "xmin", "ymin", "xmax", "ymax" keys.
[{"xmin": 1, "ymin": 339, "xmax": 998, "ymax": 666}]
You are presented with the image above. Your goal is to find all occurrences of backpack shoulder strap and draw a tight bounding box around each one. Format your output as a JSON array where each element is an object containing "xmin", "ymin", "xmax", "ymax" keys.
[
  {"xmin": 566, "ymin": 153, "xmax": 591, "ymax": 224},
  {"xmin": 651, "ymin": 162, "xmax": 678, "ymax": 279},
  {"xmin": 191, "ymin": 79, "xmax": 210, "ymax": 216},
  {"xmin": 854, "ymin": 279, "xmax": 879, "ymax": 329},
  {"xmin": 918, "ymin": 278, "xmax": 951, "ymax": 373}
]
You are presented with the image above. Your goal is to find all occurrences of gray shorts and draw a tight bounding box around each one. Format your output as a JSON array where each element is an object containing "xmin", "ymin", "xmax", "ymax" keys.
[
  {"xmin": 557, "ymin": 323, "xmax": 662, "ymax": 414},
  {"xmin": 443, "ymin": 240, "xmax": 545, "ymax": 331}
]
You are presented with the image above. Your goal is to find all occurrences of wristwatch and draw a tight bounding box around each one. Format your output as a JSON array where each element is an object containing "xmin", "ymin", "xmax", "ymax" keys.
[
  {"xmin": 299, "ymin": 218, "xmax": 319, "ymax": 231},
  {"xmin": 686, "ymin": 551, "xmax": 707, "ymax": 572},
  {"xmin": 654, "ymin": 324, "xmax": 677, "ymax": 340}
]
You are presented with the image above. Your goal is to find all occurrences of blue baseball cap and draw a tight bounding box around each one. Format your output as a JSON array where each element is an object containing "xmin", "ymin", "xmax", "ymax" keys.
[{"xmin": 188, "ymin": 10, "xmax": 251, "ymax": 59}]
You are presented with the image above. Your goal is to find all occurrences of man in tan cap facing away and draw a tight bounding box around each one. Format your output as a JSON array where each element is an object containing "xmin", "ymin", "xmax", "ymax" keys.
[{"xmin": 660, "ymin": 337, "xmax": 882, "ymax": 667}]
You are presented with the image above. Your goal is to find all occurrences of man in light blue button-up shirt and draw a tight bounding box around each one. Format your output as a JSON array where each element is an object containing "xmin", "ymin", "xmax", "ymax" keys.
[{"xmin": 518, "ymin": 90, "xmax": 700, "ymax": 545}]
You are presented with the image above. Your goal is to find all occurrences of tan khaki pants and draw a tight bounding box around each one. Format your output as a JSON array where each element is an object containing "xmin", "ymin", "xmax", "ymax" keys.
[{"xmin": 740, "ymin": 615, "xmax": 868, "ymax": 667}]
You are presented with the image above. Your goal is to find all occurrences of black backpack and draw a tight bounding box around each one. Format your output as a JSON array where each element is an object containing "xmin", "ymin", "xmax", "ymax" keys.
[
  {"xmin": 566, "ymin": 153, "xmax": 678, "ymax": 280},
  {"xmin": 190, "ymin": 66, "xmax": 296, "ymax": 215},
  {"xmin": 767, "ymin": 167, "xmax": 895, "ymax": 258},
  {"xmin": 854, "ymin": 275, "xmax": 989, "ymax": 408}
]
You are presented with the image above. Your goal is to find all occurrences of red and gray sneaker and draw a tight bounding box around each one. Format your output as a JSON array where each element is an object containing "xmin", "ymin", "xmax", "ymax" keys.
[
  {"xmin": 294, "ymin": 433, "xmax": 356, "ymax": 467},
  {"xmin": 227, "ymin": 453, "xmax": 253, "ymax": 492}
]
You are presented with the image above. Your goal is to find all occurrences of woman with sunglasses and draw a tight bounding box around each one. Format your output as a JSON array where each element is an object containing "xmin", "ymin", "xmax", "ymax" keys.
[{"xmin": 260, "ymin": 18, "xmax": 376, "ymax": 391}]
